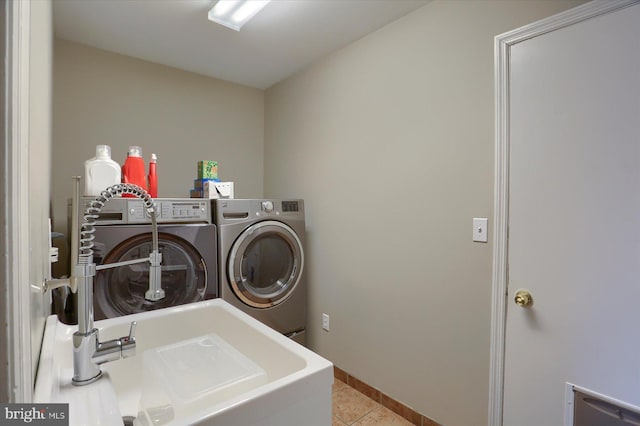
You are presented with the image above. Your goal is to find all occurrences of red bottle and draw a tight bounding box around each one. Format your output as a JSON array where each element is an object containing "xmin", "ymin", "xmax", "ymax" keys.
[
  {"xmin": 148, "ymin": 153, "xmax": 158, "ymax": 198},
  {"xmin": 121, "ymin": 146, "xmax": 147, "ymax": 197}
]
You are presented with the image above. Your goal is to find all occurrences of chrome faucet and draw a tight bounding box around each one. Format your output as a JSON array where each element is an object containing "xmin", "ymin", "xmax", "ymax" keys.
[{"xmin": 71, "ymin": 183, "xmax": 163, "ymax": 386}]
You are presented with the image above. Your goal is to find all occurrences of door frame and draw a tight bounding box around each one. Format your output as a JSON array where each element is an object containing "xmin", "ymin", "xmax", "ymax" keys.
[
  {"xmin": 1, "ymin": 0, "xmax": 34, "ymax": 402},
  {"xmin": 488, "ymin": 1, "xmax": 640, "ymax": 424}
]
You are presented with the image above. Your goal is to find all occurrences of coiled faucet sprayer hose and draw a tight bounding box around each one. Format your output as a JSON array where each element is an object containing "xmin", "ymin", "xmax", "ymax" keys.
[{"xmin": 79, "ymin": 183, "xmax": 157, "ymax": 263}]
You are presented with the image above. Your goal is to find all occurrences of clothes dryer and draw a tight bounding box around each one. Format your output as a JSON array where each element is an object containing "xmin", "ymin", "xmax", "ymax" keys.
[
  {"xmin": 213, "ymin": 199, "xmax": 306, "ymax": 345},
  {"xmin": 78, "ymin": 197, "xmax": 217, "ymax": 320}
]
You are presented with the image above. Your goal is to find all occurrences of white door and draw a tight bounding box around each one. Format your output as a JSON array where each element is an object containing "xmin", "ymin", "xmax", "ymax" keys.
[{"xmin": 498, "ymin": 2, "xmax": 640, "ymax": 425}]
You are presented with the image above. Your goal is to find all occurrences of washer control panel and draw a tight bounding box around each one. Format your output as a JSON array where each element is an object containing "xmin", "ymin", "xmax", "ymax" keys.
[
  {"xmin": 80, "ymin": 197, "xmax": 211, "ymax": 225},
  {"xmin": 128, "ymin": 199, "xmax": 210, "ymax": 223},
  {"xmin": 213, "ymin": 199, "xmax": 305, "ymax": 224}
]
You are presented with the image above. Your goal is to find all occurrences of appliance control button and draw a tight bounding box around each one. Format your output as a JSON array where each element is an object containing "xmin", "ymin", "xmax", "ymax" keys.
[{"xmin": 261, "ymin": 201, "xmax": 274, "ymax": 213}]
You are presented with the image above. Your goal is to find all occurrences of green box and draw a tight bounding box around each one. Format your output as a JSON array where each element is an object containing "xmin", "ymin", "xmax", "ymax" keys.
[{"xmin": 197, "ymin": 161, "xmax": 218, "ymax": 179}]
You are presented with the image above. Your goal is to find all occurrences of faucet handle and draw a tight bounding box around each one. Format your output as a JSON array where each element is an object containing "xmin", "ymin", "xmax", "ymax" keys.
[
  {"xmin": 120, "ymin": 321, "xmax": 137, "ymax": 359},
  {"xmin": 127, "ymin": 321, "xmax": 137, "ymax": 342}
]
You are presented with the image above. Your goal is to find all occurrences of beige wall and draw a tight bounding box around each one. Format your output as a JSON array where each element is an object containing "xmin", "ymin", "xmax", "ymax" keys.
[
  {"xmin": 264, "ymin": 1, "xmax": 584, "ymax": 424},
  {"xmin": 52, "ymin": 40, "xmax": 264, "ymax": 235}
]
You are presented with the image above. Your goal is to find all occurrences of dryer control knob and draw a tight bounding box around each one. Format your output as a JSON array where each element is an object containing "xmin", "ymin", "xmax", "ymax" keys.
[{"xmin": 261, "ymin": 201, "xmax": 274, "ymax": 213}]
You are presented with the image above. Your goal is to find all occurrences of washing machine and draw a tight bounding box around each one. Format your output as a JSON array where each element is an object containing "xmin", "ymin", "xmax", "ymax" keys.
[
  {"xmin": 78, "ymin": 197, "xmax": 218, "ymax": 320},
  {"xmin": 213, "ymin": 199, "xmax": 306, "ymax": 345}
]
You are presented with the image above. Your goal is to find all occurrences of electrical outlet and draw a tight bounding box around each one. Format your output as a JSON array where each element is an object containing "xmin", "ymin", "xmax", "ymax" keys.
[
  {"xmin": 322, "ymin": 313, "xmax": 330, "ymax": 331},
  {"xmin": 473, "ymin": 218, "xmax": 488, "ymax": 243}
]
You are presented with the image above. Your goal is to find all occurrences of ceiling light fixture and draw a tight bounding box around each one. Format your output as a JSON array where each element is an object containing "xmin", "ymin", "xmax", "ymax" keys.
[{"xmin": 208, "ymin": 0, "xmax": 271, "ymax": 31}]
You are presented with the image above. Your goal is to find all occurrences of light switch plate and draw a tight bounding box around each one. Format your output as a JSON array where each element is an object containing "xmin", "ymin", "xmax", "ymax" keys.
[{"xmin": 473, "ymin": 218, "xmax": 488, "ymax": 243}]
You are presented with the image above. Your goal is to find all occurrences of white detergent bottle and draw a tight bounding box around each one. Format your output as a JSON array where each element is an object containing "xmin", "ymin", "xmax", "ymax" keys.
[{"xmin": 84, "ymin": 145, "xmax": 121, "ymax": 196}]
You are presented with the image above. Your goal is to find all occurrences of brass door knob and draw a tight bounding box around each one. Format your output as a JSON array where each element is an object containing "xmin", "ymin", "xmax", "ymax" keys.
[{"xmin": 514, "ymin": 289, "xmax": 533, "ymax": 308}]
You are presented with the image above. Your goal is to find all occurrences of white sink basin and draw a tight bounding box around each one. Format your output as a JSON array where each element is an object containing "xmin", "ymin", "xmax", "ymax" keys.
[{"xmin": 34, "ymin": 299, "xmax": 333, "ymax": 426}]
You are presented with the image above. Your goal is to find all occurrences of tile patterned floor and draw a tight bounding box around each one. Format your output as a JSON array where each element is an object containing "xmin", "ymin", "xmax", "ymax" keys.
[{"xmin": 332, "ymin": 379, "xmax": 415, "ymax": 426}]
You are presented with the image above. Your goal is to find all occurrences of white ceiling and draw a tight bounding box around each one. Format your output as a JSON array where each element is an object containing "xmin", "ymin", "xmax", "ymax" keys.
[{"xmin": 53, "ymin": 0, "xmax": 431, "ymax": 90}]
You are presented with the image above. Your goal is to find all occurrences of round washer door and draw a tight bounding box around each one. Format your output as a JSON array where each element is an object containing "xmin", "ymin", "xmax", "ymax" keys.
[
  {"xmin": 94, "ymin": 232, "xmax": 207, "ymax": 319},
  {"xmin": 228, "ymin": 220, "xmax": 304, "ymax": 308}
]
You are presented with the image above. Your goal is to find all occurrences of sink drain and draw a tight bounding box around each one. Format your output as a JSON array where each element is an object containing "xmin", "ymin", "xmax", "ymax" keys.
[{"xmin": 122, "ymin": 416, "xmax": 136, "ymax": 426}]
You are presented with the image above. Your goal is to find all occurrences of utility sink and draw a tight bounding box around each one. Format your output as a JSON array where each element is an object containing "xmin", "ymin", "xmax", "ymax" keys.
[{"xmin": 34, "ymin": 299, "xmax": 333, "ymax": 425}]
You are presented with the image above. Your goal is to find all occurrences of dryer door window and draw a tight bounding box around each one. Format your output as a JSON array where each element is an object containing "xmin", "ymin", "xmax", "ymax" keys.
[
  {"xmin": 228, "ymin": 220, "xmax": 304, "ymax": 308},
  {"xmin": 94, "ymin": 232, "xmax": 207, "ymax": 319}
]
